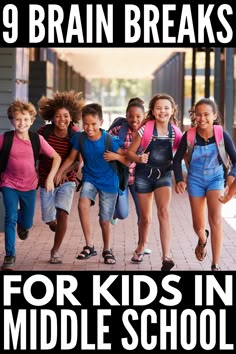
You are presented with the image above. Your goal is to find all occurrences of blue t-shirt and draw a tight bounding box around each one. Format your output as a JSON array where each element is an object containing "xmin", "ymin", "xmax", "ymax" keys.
[{"xmin": 70, "ymin": 130, "xmax": 124, "ymax": 193}]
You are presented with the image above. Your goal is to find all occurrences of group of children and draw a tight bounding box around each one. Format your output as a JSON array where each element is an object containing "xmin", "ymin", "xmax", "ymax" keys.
[{"xmin": 0, "ymin": 91, "xmax": 236, "ymax": 271}]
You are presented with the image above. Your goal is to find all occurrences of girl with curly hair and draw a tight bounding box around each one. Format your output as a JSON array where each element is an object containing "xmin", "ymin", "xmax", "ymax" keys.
[{"xmin": 37, "ymin": 91, "xmax": 84, "ymax": 264}]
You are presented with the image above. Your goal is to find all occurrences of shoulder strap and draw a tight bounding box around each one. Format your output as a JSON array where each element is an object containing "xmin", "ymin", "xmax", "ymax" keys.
[
  {"xmin": 140, "ymin": 120, "xmax": 155, "ymax": 151},
  {"xmin": 213, "ymin": 125, "xmax": 230, "ymax": 169},
  {"xmin": 108, "ymin": 117, "xmax": 126, "ymax": 131},
  {"xmin": 171, "ymin": 124, "xmax": 183, "ymax": 151},
  {"xmin": 107, "ymin": 117, "xmax": 128, "ymax": 142},
  {"xmin": 78, "ymin": 131, "xmax": 87, "ymax": 159},
  {"xmin": 68, "ymin": 127, "xmax": 78, "ymax": 138},
  {"xmin": 40, "ymin": 124, "xmax": 54, "ymax": 141},
  {"xmin": 105, "ymin": 132, "xmax": 119, "ymax": 174},
  {"xmin": 186, "ymin": 127, "xmax": 197, "ymax": 164},
  {"xmin": 105, "ymin": 132, "xmax": 113, "ymax": 151},
  {"xmin": 29, "ymin": 131, "xmax": 41, "ymax": 167},
  {"xmin": 118, "ymin": 121, "xmax": 129, "ymax": 142},
  {"xmin": 0, "ymin": 130, "xmax": 15, "ymax": 174}
]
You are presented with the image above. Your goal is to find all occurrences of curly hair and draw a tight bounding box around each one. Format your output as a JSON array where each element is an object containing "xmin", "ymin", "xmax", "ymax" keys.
[
  {"xmin": 189, "ymin": 98, "xmax": 221, "ymax": 127},
  {"xmin": 7, "ymin": 100, "xmax": 37, "ymax": 120},
  {"xmin": 143, "ymin": 93, "xmax": 179, "ymax": 126},
  {"xmin": 38, "ymin": 91, "xmax": 84, "ymax": 123}
]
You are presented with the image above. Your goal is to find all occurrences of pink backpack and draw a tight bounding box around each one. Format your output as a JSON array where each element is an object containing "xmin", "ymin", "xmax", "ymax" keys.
[
  {"xmin": 186, "ymin": 125, "xmax": 230, "ymax": 170},
  {"xmin": 139, "ymin": 120, "xmax": 182, "ymax": 152}
]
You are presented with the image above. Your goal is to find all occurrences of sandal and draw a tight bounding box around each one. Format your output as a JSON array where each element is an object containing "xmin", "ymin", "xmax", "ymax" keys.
[
  {"xmin": 102, "ymin": 249, "xmax": 116, "ymax": 264},
  {"xmin": 195, "ymin": 229, "xmax": 209, "ymax": 261},
  {"xmin": 76, "ymin": 245, "xmax": 97, "ymax": 260},
  {"xmin": 49, "ymin": 256, "xmax": 62, "ymax": 264},
  {"xmin": 211, "ymin": 264, "xmax": 221, "ymax": 271},
  {"xmin": 161, "ymin": 257, "xmax": 175, "ymax": 271},
  {"xmin": 131, "ymin": 250, "xmax": 144, "ymax": 263}
]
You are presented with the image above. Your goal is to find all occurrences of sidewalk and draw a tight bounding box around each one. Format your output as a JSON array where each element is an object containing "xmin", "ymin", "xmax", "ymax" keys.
[{"xmin": 0, "ymin": 188, "xmax": 236, "ymax": 271}]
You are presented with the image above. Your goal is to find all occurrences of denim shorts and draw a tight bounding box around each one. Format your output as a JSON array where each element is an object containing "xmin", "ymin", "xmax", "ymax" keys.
[
  {"xmin": 188, "ymin": 168, "xmax": 224, "ymax": 197},
  {"xmin": 40, "ymin": 181, "xmax": 76, "ymax": 222},
  {"xmin": 80, "ymin": 181, "xmax": 118, "ymax": 221},
  {"xmin": 135, "ymin": 166, "xmax": 172, "ymax": 193}
]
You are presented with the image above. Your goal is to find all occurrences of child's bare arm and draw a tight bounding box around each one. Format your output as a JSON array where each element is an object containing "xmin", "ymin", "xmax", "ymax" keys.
[
  {"xmin": 45, "ymin": 151, "xmax": 61, "ymax": 192},
  {"xmin": 219, "ymin": 179, "xmax": 236, "ymax": 203},
  {"xmin": 54, "ymin": 148, "xmax": 78, "ymax": 185},
  {"xmin": 103, "ymin": 148, "xmax": 130, "ymax": 166}
]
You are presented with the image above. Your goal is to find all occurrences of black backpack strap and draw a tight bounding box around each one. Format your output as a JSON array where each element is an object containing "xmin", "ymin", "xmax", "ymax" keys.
[
  {"xmin": 29, "ymin": 131, "xmax": 41, "ymax": 167},
  {"xmin": 40, "ymin": 124, "xmax": 54, "ymax": 141},
  {"xmin": 0, "ymin": 130, "xmax": 15, "ymax": 174},
  {"xmin": 105, "ymin": 132, "xmax": 119, "ymax": 174},
  {"xmin": 68, "ymin": 126, "xmax": 78, "ymax": 138},
  {"xmin": 78, "ymin": 131, "xmax": 87, "ymax": 159}
]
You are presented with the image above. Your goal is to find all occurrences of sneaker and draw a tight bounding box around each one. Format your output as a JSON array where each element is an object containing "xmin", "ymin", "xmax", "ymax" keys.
[
  {"xmin": 1, "ymin": 256, "xmax": 16, "ymax": 270},
  {"xmin": 17, "ymin": 224, "xmax": 29, "ymax": 240},
  {"xmin": 111, "ymin": 218, "xmax": 118, "ymax": 225},
  {"xmin": 144, "ymin": 248, "xmax": 152, "ymax": 255}
]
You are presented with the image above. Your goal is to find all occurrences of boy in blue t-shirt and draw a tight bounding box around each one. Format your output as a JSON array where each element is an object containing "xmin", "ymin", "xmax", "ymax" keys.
[{"xmin": 55, "ymin": 103, "xmax": 127, "ymax": 264}]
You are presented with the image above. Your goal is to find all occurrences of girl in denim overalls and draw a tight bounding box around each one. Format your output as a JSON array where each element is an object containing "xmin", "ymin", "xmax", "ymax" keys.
[
  {"xmin": 173, "ymin": 98, "xmax": 236, "ymax": 271},
  {"xmin": 127, "ymin": 93, "xmax": 182, "ymax": 270}
]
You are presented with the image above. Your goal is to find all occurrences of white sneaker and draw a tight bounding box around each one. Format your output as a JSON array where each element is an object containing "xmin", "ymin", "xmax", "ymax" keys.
[{"xmin": 111, "ymin": 218, "xmax": 118, "ymax": 225}]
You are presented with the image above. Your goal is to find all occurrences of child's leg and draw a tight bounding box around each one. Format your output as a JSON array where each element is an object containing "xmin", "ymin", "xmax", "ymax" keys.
[
  {"xmin": 129, "ymin": 184, "xmax": 140, "ymax": 223},
  {"xmin": 206, "ymin": 190, "xmax": 223, "ymax": 267},
  {"xmin": 18, "ymin": 190, "xmax": 37, "ymax": 229},
  {"xmin": 136, "ymin": 192, "xmax": 153, "ymax": 253},
  {"xmin": 78, "ymin": 197, "xmax": 93, "ymax": 246},
  {"xmin": 99, "ymin": 190, "xmax": 117, "ymax": 264},
  {"xmin": 49, "ymin": 182, "xmax": 76, "ymax": 262},
  {"xmin": 77, "ymin": 182, "xmax": 97, "ymax": 259},
  {"xmin": 1, "ymin": 187, "xmax": 19, "ymax": 256},
  {"xmin": 154, "ymin": 186, "xmax": 172, "ymax": 258},
  {"xmin": 189, "ymin": 195, "xmax": 208, "ymax": 261},
  {"xmin": 113, "ymin": 188, "xmax": 129, "ymax": 219}
]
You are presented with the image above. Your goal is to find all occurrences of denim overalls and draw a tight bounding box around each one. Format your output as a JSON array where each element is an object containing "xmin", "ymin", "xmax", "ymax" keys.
[
  {"xmin": 135, "ymin": 126, "xmax": 173, "ymax": 193},
  {"xmin": 188, "ymin": 142, "xmax": 224, "ymax": 197}
]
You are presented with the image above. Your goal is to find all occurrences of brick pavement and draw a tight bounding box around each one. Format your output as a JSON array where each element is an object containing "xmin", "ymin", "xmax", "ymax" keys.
[{"xmin": 0, "ymin": 188, "xmax": 236, "ymax": 271}]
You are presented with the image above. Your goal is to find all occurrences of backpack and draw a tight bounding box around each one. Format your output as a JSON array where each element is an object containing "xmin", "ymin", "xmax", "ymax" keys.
[
  {"xmin": 0, "ymin": 130, "xmax": 40, "ymax": 180},
  {"xmin": 139, "ymin": 120, "xmax": 183, "ymax": 153},
  {"xmin": 78, "ymin": 131, "xmax": 130, "ymax": 191},
  {"xmin": 107, "ymin": 117, "xmax": 129, "ymax": 142},
  {"xmin": 186, "ymin": 125, "xmax": 231, "ymax": 167},
  {"xmin": 186, "ymin": 125, "xmax": 232, "ymax": 182}
]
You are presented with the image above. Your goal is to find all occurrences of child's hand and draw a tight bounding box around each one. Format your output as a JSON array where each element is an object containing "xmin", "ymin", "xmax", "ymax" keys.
[
  {"xmin": 175, "ymin": 181, "xmax": 187, "ymax": 194},
  {"xmin": 138, "ymin": 152, "xmax": 150, "ymax": 164},
  {"xmin": 226, "ymin": 175, "xmax": 235, "ymax": 189},
  {"xmin": 45, "ymin": 176, "xmax": 55, "ymax": 192},
  {"xmin": 54, "ymin": 171, "xmax": 62, "ymax": 186},
  {"xmin": 103, "ymin": 150, "xmax": 117, "ymax": 161},
  {"xmin": 219, "ymin": 194, "xmax": 232, "ymax": 204}
]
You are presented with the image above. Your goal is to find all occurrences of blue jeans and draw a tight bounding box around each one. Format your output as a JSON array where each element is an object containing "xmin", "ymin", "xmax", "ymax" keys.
[
  {"xmin": 80, "ymin": 181, "xmax": 118, "ymax": 221},
  {"xmin": 40, "ymin": 182, "xmax": 76, "ymax": 222},
  {"xmin": 1, "ymin": 187, "xmax": 36, "ymax": 256},
  {"xmin": 113, "ymin": 187, "xmax": 129, "ymax": 219}
]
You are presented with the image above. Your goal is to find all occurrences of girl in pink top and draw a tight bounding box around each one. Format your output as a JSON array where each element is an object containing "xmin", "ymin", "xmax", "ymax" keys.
[{"xmin": 0, "ymin": 100, "xmax": 61, "ymax": 271}]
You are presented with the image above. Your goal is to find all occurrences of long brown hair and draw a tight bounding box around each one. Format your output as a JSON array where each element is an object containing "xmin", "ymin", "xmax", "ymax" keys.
[{"xmin": 142, "ymin": 93, "xmax": 179, "ymax": 126}]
